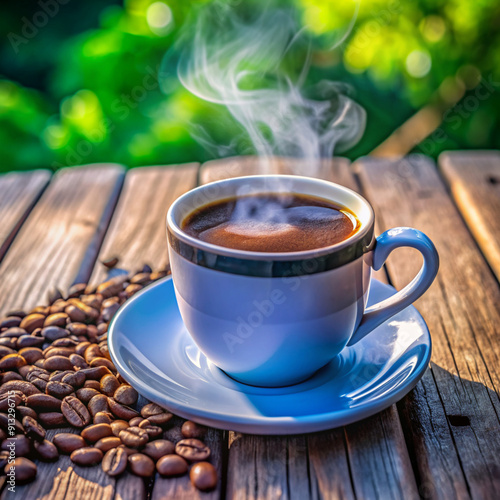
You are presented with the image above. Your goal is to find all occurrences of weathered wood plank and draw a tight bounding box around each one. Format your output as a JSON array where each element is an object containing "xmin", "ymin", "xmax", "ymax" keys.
[
  {"xmin": 90, "ymin": 164, "xmax": 199, "ymax": 287},
  {"xmin": 0, "ymin": 169, "xmax": 50, "ymax": 263},
  {"xmin": 0, "ymin": 164, "xmax": 124, "ymax": 316},
  {"xmin": 357, "ymin": 155, "xmax": 500, "ymax": 499},
  {"xmin": 200, "ymin": 156, "xmax": 418, "ymax": 500},
  {"xmin": 439, "ymin": 150, "xmax": 500, "ymax": 282},
  {"xmin": 1, "ymin": 164, "xmax": 124, "ymax": 499}
]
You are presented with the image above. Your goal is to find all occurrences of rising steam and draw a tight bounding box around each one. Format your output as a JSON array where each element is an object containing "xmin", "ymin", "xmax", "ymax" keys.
[{"xmin": 176, "ymin": 3, "xmax": 366, "ymax": 173}]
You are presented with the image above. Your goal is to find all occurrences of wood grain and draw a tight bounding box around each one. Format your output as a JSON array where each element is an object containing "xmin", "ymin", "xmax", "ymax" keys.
[
  {"xmin": 90, "ymin": 164, "xmax": 198, "ymax": 287},
  {"xmin": 200, "ymin": 156, "xmax": 418, "ymax": 500},
  {"xmin": 83, "ymin": 164, "xmax": 226, "ymax": 500},
  {"xmin": 439, "ymin": 150, "xmax": 500, "ymax": 282},
  {"xmin": 0, "ymin": 164, "xmax": 124, "ymax": 316},
  {"xmin": 1, "ymin": 165, "xmax": 124, "ymax": 499},
  {"xmin": 0, "ymin": 169, "xmax": 50, "ymax": 263},
  {"xmin": 357, "ymin": 155, "xmax": 500, "ymax": 499}
]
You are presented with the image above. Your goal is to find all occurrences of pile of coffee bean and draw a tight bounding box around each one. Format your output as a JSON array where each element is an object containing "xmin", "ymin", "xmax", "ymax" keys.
[{"xmin": 0, "ymin": 264, "xmax": 217, "ymax": 492}]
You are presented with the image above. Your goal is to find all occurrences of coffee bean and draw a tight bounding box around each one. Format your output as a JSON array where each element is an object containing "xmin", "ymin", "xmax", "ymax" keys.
[
  {"xmin": 140, "ymin": 402, "xmax": 164, "ymax": 418},
  {"xmin": 89, "ymin": 357, "xmax": 115, "ymax": 372},
  {"xmin": 16, "ymin": 406, "xmax": 37, "ymax": 420},
  {"xmin": 67, "ymin": 323, "xmax": 87, "ymax": 337},
  {"xmin": 113, "ymin": 385, "xmax": 138, "ymax": 406},
  {"xmin": 17, "ymin": 335, "xmax": 45, "ymax": 349},
  {"xmin": 70, "ymin": 447, "xmax": 103, "ymax": 466},
  {"xmin": 110, "ymin": 420, "xmax": 129, "ymax": 437},
  {"xmin": 76, "ymin": 388, "xmax": 100, "ymax": 405},
  {"xmin": 34, "ymin": 358, "xmax": 46, "ymax": 368},
  {"xmin": 49, "ymin": 370, "xmax": 74, "ymax": 382},
  {"xmin": 147, "ymin": 412, "xmax": 173, "ymax": 427},
  {"xmin": 65, "ymin": 304, "xmax": 86, "ymax": 323},
  {"xmin": 143, "ymin": 439, "xmax": 175, "ymax": 461},
  {"xmin": 93, "ymin": 412, "xmax": 114, "ymax": 425},
  {"xmin": 67, "ymin": 283, "xmax": 87, "ymax": 299},
  {"xmin": 38, "ymin": 412, "xmax": 66, "ymax": 428},
  {"xmin": 102, "ymin": 446, "xmax": 127, "ymax": 476},
  {"xmin": 97, "ymin": 276, "xmax": 127, "ymax": 298},
  {"xmin": 61, "ymin": 396, "xmax": 91, "ymax": 427},
  {"xmin": 128, "ymin": 453, "xmax": 155, "ymax": 477},
  {"xmin": 80, "ymin": 366, "xmax": 112, "ymax": 380},
  {"xmin": 107, "ymin": 397, "xmax": 139, "ymax": 420},
  {"xmin": 18, "ymin": 347, "xmax": 44, "ymax": 365},
  {"xmin": 44, "ymin": 356, "xmax": 74, "ymax": 372},
  {"xmin": 0, "ymin": 413, "xmax": 24, "ymax": 434},
  {"xmin": 88, "ymin": 394, "xmax": 109, "ymax": 417},
  {"xmin": 53, "ymin": 433, "xmax": 86, "ymax": 454},
  {"xmin": 125, "ymin": 284, "xmax": 143, "ymax": 298},
  {"xmin": 95, "ymin": 436, "xmax": 122, "ymax": 453},
  {"xmin": 46, "ymin": 380, "xmax": 74, "ymax": 399},
  {"xmin": 0, "ymin": 327, "xmax": 26, "ymax": 338},
  {"xmin": 1, "ymin": 371, "xmax": 23, "ymax": 383},
  {"xmin": 0, "ymin": 337, "xmax": 18, "ymax": 350},
  {"xmin": 157, "ymin": 454, "xmax": 189, "ymax": 477},
  {"xmin": 20, "ymin": 314, "xmax": 45, "ymax": 333},
  {"xmin": 83, "ymin": 381, "xmax": 100, "ymax": 392},
  {"xmin": 101, "ymin": 256, "xmax": 119, "ymax": 269},
  {"xmin": 0, "ymin": 380, "xmax": 40, "ymax": 396},
  {"xmin": 34, "ymin": 439, "xmax": 59, "ymax": 461},
  {"xmin": 81, "ymin": 423, "xmax": 113, "ymax": 443},
  {"xmin": 61, "ymin": 370, "xmax": 85, "ymax": 388},
  {"xmin": 100, "ymin": 374, "xmax": 120, "ymax": 396},
  {"xmin": 119, "ymin": 426, "xmax": 149, "ymax": 448},
  {"xmin": 42, "ymin": 326, "xmax": 69, "ymax": 341},
  {"xmin": 138, "ymin": 419, "xmax": 163, "ymax": 439},
  {"xmin": 22, "ymin": 415, "xmax": 46, "ymax": 441},
  {"xmin": 129, "ymin": 417, "xmax": 144, "ymax": 427},
  {"xmin": 43, "ymin": 313, "xmax": 69, "ymax": 328},
  {"xmin": 0, "ymin": 450, "xmax": 9, "ymax": 469},
  {"xmin": 175, "ymin": 439, "xmax": 211, "ymax": 462},
  {"xmin": 4, "ymin": 457, "xmax": 37, "ymax": 482},
  {"xmin": 69, "ymin": 353, "xmax": 88, "ymax": 369},
  {"xmin": 17, "ymin": 364, "xmax": 32, "ymax": 378},
  {"xmin": 0, "ymin": 346, "xmax": 16, "ymax": 357},
  {"xmin": 26, "ymin": 394, "xmax": 62, "ymax": 411},
  {"xmin": 101, "ymin": 303, "xmax": 120, "ymax": 323},
  {"xmin": 44, "ymin": 346, "xmax": 75, "ymax": 358},
  {"xmin": 131, "ymin": 273, "xmax": 151, "ymax": 285},
  {"xmin": 80, "ymin": 295, "xmax": 102, "ymax": 310},
  {"xmin": 26, "ymin": 367, "xmax": 50, "ymax": 391},
  {"xmin": 75, "ymin": 341, "xmax": 91, "ymax": 356},
  {"xmin": 0, "ymin": 317, "xmax": 22, "ymax": 329},
  {"xmin": 181, "ymin": 421, "xmax": 207, "ymax": 439},
  {"xmin": 0, "ymin": 353, "xmax": 27, "ymax": 370},
  {"xmin": 190, "ymin": 462, "xmax": 217, "ymax": 491},
  {"xmin": 49, "ymin": 300, "xmax": 67, "ymax": 315},
  {"xmin": 1, "ymin": 434, "xmax": 30, "ymax": 455},
  {"xmin": 52, "ymin": 338, "xmax": 78, "ymax": 348}
]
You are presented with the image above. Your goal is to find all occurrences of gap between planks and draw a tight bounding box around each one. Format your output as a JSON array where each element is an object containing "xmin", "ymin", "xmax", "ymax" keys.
[{"xmin": 356, "ymin": 154, "xmax": 500, "ymax": 499}]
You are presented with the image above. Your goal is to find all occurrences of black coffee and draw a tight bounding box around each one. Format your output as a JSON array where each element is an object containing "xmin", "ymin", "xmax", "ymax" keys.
[{"xmin": 182, "ymin": 193, "xmax": 360, "ymax": 253}]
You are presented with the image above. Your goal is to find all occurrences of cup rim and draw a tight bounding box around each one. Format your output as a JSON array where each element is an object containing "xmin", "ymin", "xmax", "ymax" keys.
[{"xmin": 166, "ymin": 174, "xmax": 375, "ymax": 262}]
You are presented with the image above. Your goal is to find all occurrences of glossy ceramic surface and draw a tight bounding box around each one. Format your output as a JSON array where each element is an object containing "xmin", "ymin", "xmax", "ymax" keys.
[{"xmin": 108, "ymin": 277, "xmax": 431, "ymax": 434}]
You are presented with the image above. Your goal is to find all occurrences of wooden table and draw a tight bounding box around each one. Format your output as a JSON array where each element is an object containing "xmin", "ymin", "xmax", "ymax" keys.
[{"xmin": 0, "ymin": 152, "xmax": 499, "ymax": 499}]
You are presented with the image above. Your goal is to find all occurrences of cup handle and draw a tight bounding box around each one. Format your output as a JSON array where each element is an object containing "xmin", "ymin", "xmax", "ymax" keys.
[{"xmin": 347, "ymin": 227, "xmax": 439, "ymax": 346}]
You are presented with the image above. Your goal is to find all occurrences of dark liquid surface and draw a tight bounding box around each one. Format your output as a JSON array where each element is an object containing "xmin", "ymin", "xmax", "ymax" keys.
[{"xmin": 182, "ymin": 193, "xmax": 360, "ymax": 253}]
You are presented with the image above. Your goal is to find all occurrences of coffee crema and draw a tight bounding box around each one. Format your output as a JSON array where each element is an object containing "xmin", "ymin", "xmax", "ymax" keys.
[{"xmin": 182, "ymin": 193, "xmax": 361, "ymax": 253}]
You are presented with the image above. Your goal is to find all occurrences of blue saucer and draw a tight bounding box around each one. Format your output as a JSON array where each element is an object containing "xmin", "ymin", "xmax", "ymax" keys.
[{"xmin": 108, "ymin": 277, "xmax": 431, "ymax": 434}]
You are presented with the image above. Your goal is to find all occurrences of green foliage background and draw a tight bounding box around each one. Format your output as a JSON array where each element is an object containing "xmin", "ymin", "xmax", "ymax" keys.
[{"xmin": 0, "ymin": 0, "xmax": 499, "ymax": 172}]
